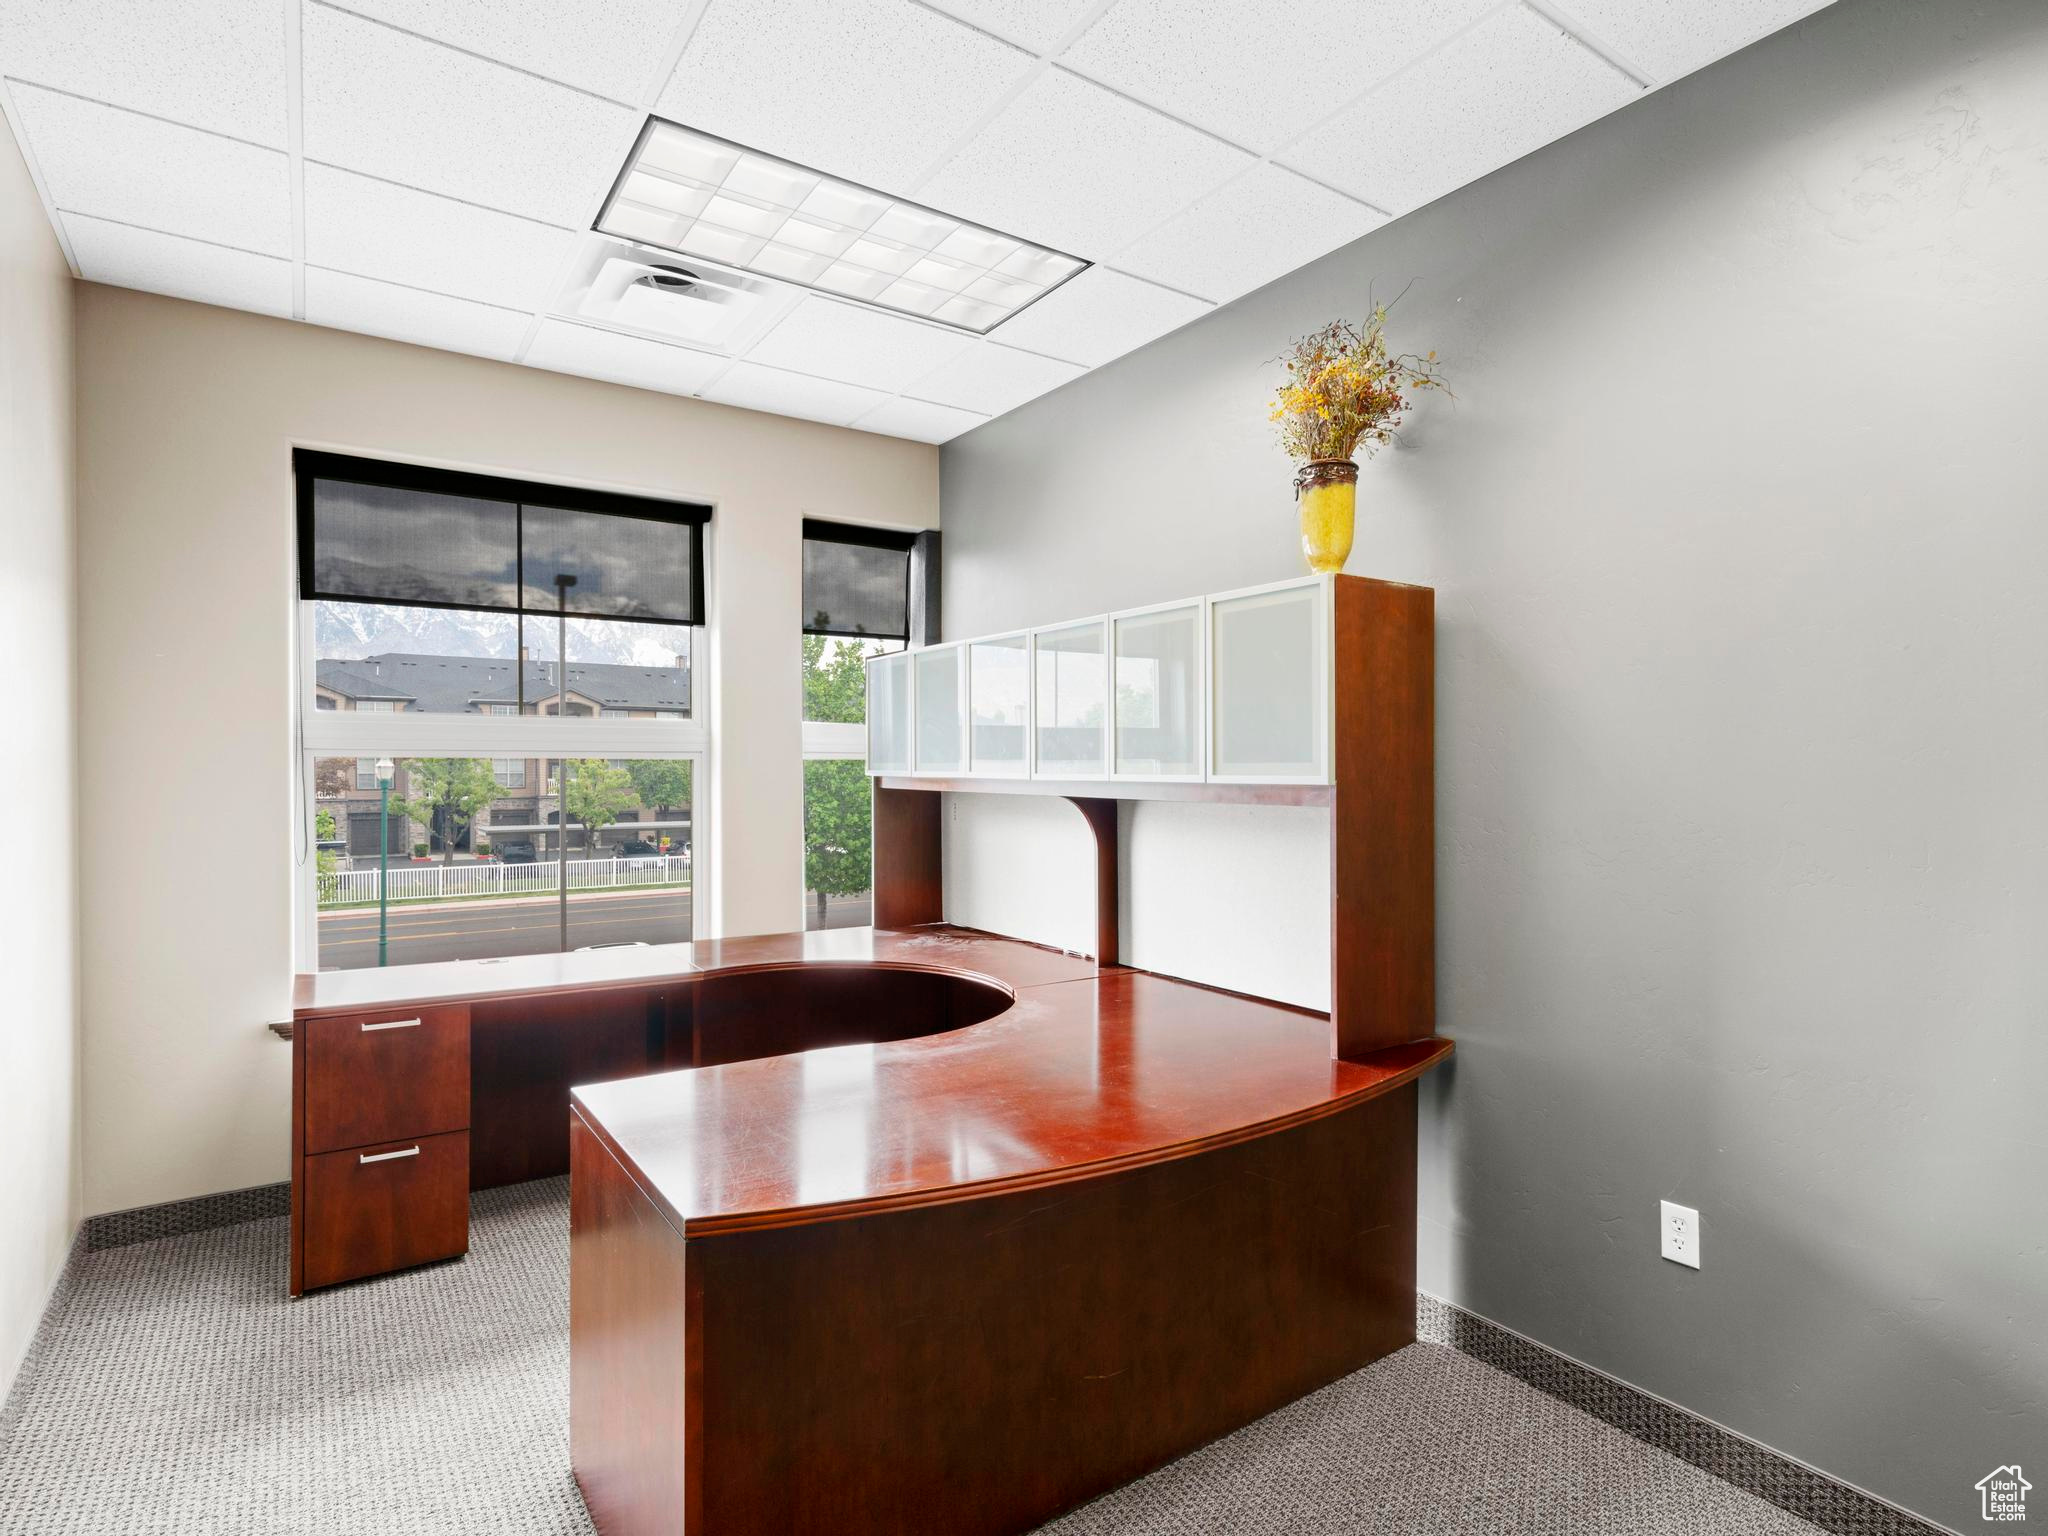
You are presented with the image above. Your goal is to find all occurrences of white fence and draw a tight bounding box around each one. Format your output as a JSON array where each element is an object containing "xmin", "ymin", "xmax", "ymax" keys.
[{"xmin": 321, "ymin": 854, "xmax": 691, "ymax": 907}]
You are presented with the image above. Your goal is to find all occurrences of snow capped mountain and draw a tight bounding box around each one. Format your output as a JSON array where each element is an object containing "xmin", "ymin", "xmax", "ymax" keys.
[{"xmin": 314, "ymin": 602, "xmax": 687, "ymax": 668}]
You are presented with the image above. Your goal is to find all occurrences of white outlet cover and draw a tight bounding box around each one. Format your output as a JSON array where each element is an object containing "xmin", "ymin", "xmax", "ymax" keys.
[{"xmin": 1660, "ymin": 1200, "xmax": 1700, "ymax": 1269}]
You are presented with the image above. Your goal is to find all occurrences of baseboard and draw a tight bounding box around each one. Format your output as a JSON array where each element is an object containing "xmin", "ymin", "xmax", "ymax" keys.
[
  {"xmin": 82, "ymin": 1182, "xmax": 290, "ymax": 1251},
  {"xmin": 1415, "ymin": 1293, "xmax": 1954, "ymax": 1536}
]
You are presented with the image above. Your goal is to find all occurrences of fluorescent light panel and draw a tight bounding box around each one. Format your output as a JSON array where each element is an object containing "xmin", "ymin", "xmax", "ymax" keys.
[{"xmin": 597, "ymin": 118, "xmax": 1086, "ymax": 335}]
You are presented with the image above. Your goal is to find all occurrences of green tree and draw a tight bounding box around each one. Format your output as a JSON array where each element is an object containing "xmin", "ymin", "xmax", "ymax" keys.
[
  {"xmin": 625, "ymin": 759, "xmax": 692, "ymax": 811},
  {"xmin": 804, "ymin": 759, "xmax": 873, "ymax": 925},
  {"xmin": 625, "ymin": 759, "xmax": 693, "ymax": 857},
  {"xmin": 800, "ymin": 635, "xmax": 885, "ymax": 922},
  {"xmin": 802, "ymin": 632, "xmax": 870, "ymax": 723},
  {"xmin": 389, "ymin": 758, "xmax": 503, "ymax": 864},
  {"xmin": 314, "ymin": 807, "xmax": 340, "ymax": 902},
  {"xmin": 563, "ymin": 759, "xmax": 639, "ymax": 854}
]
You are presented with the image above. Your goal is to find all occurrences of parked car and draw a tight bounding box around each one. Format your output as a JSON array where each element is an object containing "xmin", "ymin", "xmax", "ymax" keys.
[
  {"xmin": 617, "ymin": 837, "xmax": 661, "ymax": 859},
  {"xmin": 497, "ymin": 838, "xmax": 538, "ymax": 864}
]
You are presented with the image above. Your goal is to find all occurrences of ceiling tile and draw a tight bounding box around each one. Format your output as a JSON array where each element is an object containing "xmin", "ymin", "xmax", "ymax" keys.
[
  {"xmin": 64, "ymin": 214, "xmax": 292, "ymax": 316},
  {"xmin": 656, "ymin": 0, "xmax": 1033, "ymax": 193},
  {"xmin": 906, "ymin": 341, "xmax": 1084, "ymax": 416},
  {"xmin": 918, "ymin": 68, "xmax": 1252, "ymax": 259},
  {"xmin": 987, "ymin": 267, "xmax": 1210, "ymax": 367},
  {"xmin": 919, "ymin": 0, "xmax": 1100, "ymax": 54},
  {"xmin": 301, "ymin": 2, "xmax": 635, "ymax": 228},
  {"xmin": 1550, "ymin": 0, "xmax": 1834, "ymax": 83},
  {"xmin": 742, "ymin": 296, "xmax": 973, "ymax": 393},
  {"xmin": 1112, "ymin": 164, "xmax": 1386, "ymax": 303},
  {"xmin": 1280, "ymin": 4, "xmax": 1640, "ymax": 216},
  {"xmin": 326, "ymin": 0, "xmax": 688, "ymax": 103},
  {"xmin": 1061, "ymin": 0, "xmax": 1494, "ymax": 153},
  {"xmin": 0, "ymin": 0, "xmax": 286, "ymax": 145},
  {"xmin": 524, "ymin": 318, "xmax": 731, "ymax": 394},
  {"xmin": 699, "ymin": 360, "xmax": 890, "ymax": 427},
  {"xmin": 853, "ymin": 396, "xmax": 990, "ymax": 443},
  {"xmin": 10, "ymin": 85, "xmax": 290, "ymax": 256},
  {"xmin": 305, "ymin": 268, "xmax": 534, "ymax": 360},
  {"xmin": 304, "ymin": 164, "xmax": 578, "ymax": 309}
]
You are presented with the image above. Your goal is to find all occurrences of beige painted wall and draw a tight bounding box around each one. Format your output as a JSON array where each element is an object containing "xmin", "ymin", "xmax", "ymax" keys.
[
  {"xmin": 73, "ymin": 285, "xmax": 936, "ymax": 1216},
  {"xmin": 0, "ymin": 133, "xmax": 78, "ymax": 1395}
]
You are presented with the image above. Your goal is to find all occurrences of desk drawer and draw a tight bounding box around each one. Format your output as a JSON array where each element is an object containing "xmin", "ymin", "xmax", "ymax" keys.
[
  {"xmin": 302, "ymin": 1129, "xmax": 469, "ymax": 1290},
  {"xmin": 303, "ymin": 1004, "xmax": 469, "ymax": 1155}
]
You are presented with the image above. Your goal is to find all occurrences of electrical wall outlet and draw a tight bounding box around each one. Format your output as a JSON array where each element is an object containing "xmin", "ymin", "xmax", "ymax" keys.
[{"xmin": 1660, "ymin": 1200, "xmax": 1700, "ymax": 1269}]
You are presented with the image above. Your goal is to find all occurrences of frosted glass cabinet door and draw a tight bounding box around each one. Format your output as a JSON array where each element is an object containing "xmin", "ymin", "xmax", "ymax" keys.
[
  {"xmin": 1033, "ymin": 620, "xmax": 1108, "ymax": 778},
  {"xmin": 968, "ymin": 633, "xmax": 1030, "ymax": 775},
  {"xmin": 1112, "ymin": 602, "xmax": 1203, "ymax": 779},
  {"xmin": 1209, "ymin": 578, "xmax": 1327, "ymax": 781},
  {"xmin": 914, "ymin": 645, "xmax": 967, "ymax": 774},
  {"xmin": 865, "ymin": 651, "xmax": 912, "ymax": 775}
]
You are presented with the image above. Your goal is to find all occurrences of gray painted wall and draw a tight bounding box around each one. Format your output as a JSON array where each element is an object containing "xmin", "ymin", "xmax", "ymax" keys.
[{"xmin": 938, "ymin": 1, "xmax": 2048, "ymax": 1526}]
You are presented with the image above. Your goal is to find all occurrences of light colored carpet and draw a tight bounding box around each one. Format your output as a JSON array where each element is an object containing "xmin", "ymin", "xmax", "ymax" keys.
[{"xmin": 0, "ymin": 1180, "xmax": 1825, "ymax": 1536}]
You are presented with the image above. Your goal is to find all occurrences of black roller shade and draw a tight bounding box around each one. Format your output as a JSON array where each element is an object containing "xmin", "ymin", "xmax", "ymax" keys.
[
  {"xmin": 520, "ymin": 501, "xmax": 701, "ymax": 622},
  {"xmin": 802, "ymin": 518, "xmax": 916, "ymax": 640},
  {"xmin": 297, "ymin": 450, "xmax": 709, "ymax": 625}
]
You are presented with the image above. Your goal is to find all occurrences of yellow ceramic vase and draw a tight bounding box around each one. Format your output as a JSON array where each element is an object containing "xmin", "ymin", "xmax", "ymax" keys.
[{"xmin": 1295, "ymin": 459, "xmax": 1358, "ymax": 574}]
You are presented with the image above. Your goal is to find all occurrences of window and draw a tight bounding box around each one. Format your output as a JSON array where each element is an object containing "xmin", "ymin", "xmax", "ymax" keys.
[
  {"xmin": 299, "ymin": 450, "xmax": 705, "ymax": 723},
  {"xmin": 799, "ymin": 520, "xmax": 917, "ymax": 930},
  {"xmin": 297, "ymin": 452, "xmax": 710, "ymax": 970},
  {"xmin": 307, "ymin": 755, "xmax": 697, "ymax": 971}
]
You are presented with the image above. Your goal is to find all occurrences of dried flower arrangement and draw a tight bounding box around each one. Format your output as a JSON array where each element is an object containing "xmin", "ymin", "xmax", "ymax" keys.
[{"xmin": 1269, "ymin": 303, "xmax": 1448, "ymax": 465}]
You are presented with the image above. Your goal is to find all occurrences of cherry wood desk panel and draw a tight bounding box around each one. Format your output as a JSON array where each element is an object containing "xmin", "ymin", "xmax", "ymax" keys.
[
  {"xmin": 291, "ymin": 940, "xmax": 703, "ymax": 1018},
  {"xmin": 290, "ymin": 925, "xmax": 1097, "ymax": 1021},
  {"xmin": 572, "ymin": 964, "xmax": 1447, "ymax": 1236},
  {"xmin": 568, "ymin": 953, "xmax": 1447, "ymax": 1536},
  {"xmin": 288, "ymin": 929, "xmax": 1101, "ymax": 1291}
]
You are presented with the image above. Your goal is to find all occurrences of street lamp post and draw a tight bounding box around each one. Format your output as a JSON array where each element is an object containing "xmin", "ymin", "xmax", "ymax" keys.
[
  {"xmin": 555, "ymin": 573, "xmax": 576, "ymax": 955},
  {"xmin": 376, "ymin": 757, "xmax": 395, "ymax": 968}
]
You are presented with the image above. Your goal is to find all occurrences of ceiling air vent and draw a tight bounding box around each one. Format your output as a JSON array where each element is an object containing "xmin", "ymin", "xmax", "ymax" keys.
[{"xmin": 560, "ymin": 238, "xmax": 799, "ymax": 353}]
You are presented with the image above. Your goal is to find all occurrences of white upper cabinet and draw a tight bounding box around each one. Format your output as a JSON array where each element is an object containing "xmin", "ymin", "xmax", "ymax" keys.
[
  {"xmin": 1031, "ymin": 618, "xmax": 1108, "ymax": 779},
  {"xmin": 914, "ymin": 643, "xmax": 968, "ymax": 775},
  {"xmin": 865, "ymin": 649, "xmax": 912, "ymax": 775},
  {"xmin": 968, "ymin": 632, "xmax": 1030, "ymax": 776},
  {"xmin": 1208, "ymin": 576, "xmax": 1329, "ymax": 783},
  {"xmin": 879, "ymin": 577, "xmax": 1341, "ymax": 787},
  {"xmin": 1111, "ymin": 600, "xmax": 1205, "ymax": 781}
]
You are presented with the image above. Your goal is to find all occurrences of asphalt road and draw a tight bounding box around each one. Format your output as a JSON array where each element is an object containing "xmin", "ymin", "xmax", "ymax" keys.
[{"xmin": 317, "ymin": 889, "xmax": 874, "ymax": 969}]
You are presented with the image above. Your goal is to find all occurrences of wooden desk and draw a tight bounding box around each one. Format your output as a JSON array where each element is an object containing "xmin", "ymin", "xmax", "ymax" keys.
[
  {"xmin": 564, "ymin": 930, "xmax": 1450, "ymax": 1536},
  {"xmin": 288, "ymin": 927, "xmax": 1451, "ymax": 1533},
  {"xmin": 287, "ymin": 927, "xmax": 1043, "ymax": 1293}
]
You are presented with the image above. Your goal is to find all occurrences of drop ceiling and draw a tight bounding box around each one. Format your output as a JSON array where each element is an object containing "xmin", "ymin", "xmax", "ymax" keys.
[{"xmin": 0, "ymin": 0, "xmax": 1833, "ymax": 444}]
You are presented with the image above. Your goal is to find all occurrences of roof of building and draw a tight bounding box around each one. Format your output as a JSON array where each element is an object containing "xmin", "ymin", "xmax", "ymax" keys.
[
  {"xmin": 316, "ymin": 653, "xmax": 690, "ymax": 713},
  {"xmin": 317, "ymin": 664, "xmax": 411, "ymax": 702}
]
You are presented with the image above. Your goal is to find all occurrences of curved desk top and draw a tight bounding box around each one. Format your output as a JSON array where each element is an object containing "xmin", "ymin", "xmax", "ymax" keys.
[{"xmin": 563, "ymin": 926, "xmax": 1452, "ymax": 1239}]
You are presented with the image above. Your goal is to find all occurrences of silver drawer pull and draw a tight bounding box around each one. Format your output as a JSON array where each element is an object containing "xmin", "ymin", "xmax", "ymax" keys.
[
  {"xmin": 360, "ymin": 1017, "xmax": 422, "ymax": 1033},
  {"xmin": 359, "ymin": 1146, "xmax": 420, "ymax": 1165}
]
